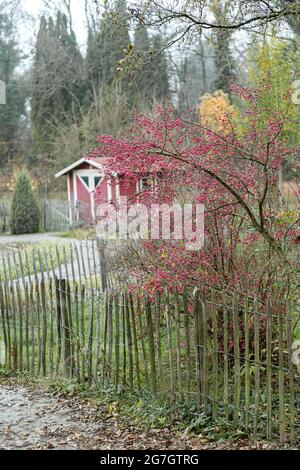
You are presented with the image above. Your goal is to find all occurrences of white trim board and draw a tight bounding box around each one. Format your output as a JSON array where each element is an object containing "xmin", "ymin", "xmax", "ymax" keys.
[
  {"xmin": 55, "ymin": 158, "xmax": 103, "ymax": 178},
  {"xmin": 67, "ymin": 174, "xmax": 72, "ymax": 224}
]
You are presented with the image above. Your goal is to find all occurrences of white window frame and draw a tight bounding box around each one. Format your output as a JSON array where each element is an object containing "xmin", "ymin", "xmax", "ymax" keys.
[
  {"xmin": 73, "ymin": 169, "xmax": 105, "ymax": 222},
  {"xmin": 139, "ymin": 176, "xmax": 154, "ymax": 192}
]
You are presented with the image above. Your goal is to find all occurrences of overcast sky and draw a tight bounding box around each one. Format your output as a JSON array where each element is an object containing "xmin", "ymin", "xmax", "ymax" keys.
[{"xmin": 20, "ymin": 0, "xmax": 88, "ymax": 55}]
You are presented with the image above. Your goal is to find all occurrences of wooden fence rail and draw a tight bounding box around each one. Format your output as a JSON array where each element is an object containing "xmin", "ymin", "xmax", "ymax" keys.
[{"xmin": 0, "ymin": 241, "xmax": 299, "ymax": 444}]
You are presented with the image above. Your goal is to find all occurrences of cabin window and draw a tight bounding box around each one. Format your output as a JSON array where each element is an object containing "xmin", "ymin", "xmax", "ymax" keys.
[
  {"xmin": 80, "ymin": 176, "xmax": 90, "ymax": 188},
  {"xmin": 94, "ymin": 176, "xmax": 102, "ymax": 188},
  {"xmin": 140, "ymin": 177, "xmax": 153, "ymax": 191}
]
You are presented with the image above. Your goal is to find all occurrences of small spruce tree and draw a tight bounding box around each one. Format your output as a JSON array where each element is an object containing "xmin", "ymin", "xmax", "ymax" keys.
[{"xmin": 10, "ymin": 170, "xmax": 40, "ymax": 234}]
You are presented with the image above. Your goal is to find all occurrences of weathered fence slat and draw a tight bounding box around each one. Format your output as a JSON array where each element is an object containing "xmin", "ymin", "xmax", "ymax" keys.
[
  {"xmin": 211, "ymin": 290, "xmax": 219, "ymax": 420},
  {"xmin": 146, "ymin": 296, "xmax": 157, "ymax": 396},
  {"xmin": 278, "ymin": 301, "xmax": 286, "ymax": 444},
  {"xmin": 286, "ymin": 302, "xmax": 295, "ymax": 443},
  {"xmin": 183, "ymin": 290, "xmax": 191, "ymax": 402},
  {"xmin": 137, "ymin": 295, "xmax": 149, "ymax": 387},
  {"xmin": 254, "ymin": 298, "xmax": 261, "ymax": 435},
  {"xmin": 244, "ymin": 294, "xmax": 250, "ymax": 430},
  {"xmin": 233, "ymin": 293, "xmax": 241, "ymax": 427},
  {"xmin": 201, "ymin": 296, "xmax": 208, "ymax": 414},
  {"xmin": 175, "ymin": 292, "xmax": 183, "ymax": 401},
  {"xmin": 114, "ymin": 294, "xmax": 120, "ymax": 392},
  {"xmin": 107, "ymin": 293, "xmax": 114, "ymax": 386},
  {"xmin": 166, "ymin": 294, "xmax": 175, "ymax": 399},
  {"xmin": 193, "ymin": 291, "xmax": 201, "ymax": 407},
  {"xmin": 129, "ymin": 293, "xmax": 141, "ymax": 390},
  {"xmin": 266, "ymin": 301, "xmax": 272, "ymax": 439},
  {"xmin": 223, "ymin": 291, "xmax": 229, "ymax": 422}
]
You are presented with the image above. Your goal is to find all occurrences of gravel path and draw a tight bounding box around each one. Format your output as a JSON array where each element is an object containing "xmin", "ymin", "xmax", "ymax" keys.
[
  {"xmin": 0, "ymin": 383, "xmax": 190, "ymax": 450},
  {"xmin": 0, "ymin": 383, "xmax": 289, "ymax": 450},
  {"xmin": 0, "ymin": 233, "xmax": 65, "ymax": 246},
  {"xmin": 0, "ymin": 385, "xmax": 100, "ymax": 450}
]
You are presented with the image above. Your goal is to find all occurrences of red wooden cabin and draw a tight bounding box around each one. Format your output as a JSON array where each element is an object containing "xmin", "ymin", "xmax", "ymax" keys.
[{"xmin": 55, "ymin": 157, "xmax": 151, "ymax": 225}]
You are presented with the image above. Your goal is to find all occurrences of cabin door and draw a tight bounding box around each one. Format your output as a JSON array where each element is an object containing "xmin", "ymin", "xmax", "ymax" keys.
[{"xmin": 74, "ymin": 170, "xmax": 104, "ymax": 224}]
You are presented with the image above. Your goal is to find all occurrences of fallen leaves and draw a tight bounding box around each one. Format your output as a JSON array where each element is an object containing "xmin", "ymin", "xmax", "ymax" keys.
[{"xmin": 0, "ymin": 380, "xmax": 298, "ymax": 450}]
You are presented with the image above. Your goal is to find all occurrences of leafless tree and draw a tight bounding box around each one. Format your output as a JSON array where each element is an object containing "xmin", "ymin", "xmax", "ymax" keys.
[
  {"xmin": 127, "ymin": 1, "xmax": 300, "ymax": 30},
  {"xmin": 122, "ymin": 0, "xmax": 300, "ymax": 48},
  {"xmin": 42, "ymin": 0, "xmax": 73, "ymax": 27},
  {"xmin": 0, "ymin": 0, "xmax": 20, "ymax": 15}
]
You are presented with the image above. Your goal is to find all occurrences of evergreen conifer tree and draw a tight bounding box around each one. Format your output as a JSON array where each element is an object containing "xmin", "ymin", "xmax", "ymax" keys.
[
  {"xmin": 31, "ymin": 13, "xmax": 84, "ymax": 152},
  {"xmin": 134, "ymin": 24, "xmax": 154, "ymax": 105},
  {"xmin": 10, "ymin": 169, "xmax": 40, "ymax": 234},
  {"xmin": 151, "ymin": 34, "xmax": 169, "ymax": 102},
  {"xmin": 98, "ymin": 1, "xmax": 132, "ymax": 95},
  {"xmin": 0, "ymin": 13, "xmax": 25, "ymax": 163}
]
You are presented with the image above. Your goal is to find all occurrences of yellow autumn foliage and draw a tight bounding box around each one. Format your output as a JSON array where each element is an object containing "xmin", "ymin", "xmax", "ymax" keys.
[
  {"xmin": 198, "ymin": 90, "xmax": 238, "ymax": 135},
  {"xmin": 247, "ymin": 36, "xmax": 300, "ymax": 145}
]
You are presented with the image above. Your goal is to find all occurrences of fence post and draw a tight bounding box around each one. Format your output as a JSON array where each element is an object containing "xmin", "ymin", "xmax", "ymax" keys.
[
  {"xmin": 193, "ymin": 289, "xmax": 201, "ymax": 408},
  {"xmin": 56, "ymin": 278, "xmax": 72, "ymax": 379},
  {"xmin": 97, "ymin": 237, "xmax": 107, "ymax": 293},
  {"xmin": 146, "ymin": 295, "xmax": 157, "ymax": 396},
  {"xmin": 43, "ymin": 199, "xmax": 47, "ymax": 232},
  {"xmin": 0, "ymin": 282, "xmax": 8, "ymax": 367}
]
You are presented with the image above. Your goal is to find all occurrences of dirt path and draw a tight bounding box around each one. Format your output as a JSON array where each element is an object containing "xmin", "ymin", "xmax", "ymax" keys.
[
  {"xmin": 0, "ymin": 384, "xmax": 190, "ymax": 450},
  {"xmin": 0, "ymin": 385, "xmax": 98, "ymax": 449},
  {"xmin": 0, "ymin": 383, "xmax": 288, "ymax": 450}
]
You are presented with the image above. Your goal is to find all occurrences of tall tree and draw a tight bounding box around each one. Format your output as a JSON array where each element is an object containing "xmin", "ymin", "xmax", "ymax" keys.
[
  {"xmin": 277, "ymin": 0, "xmax": 300, "ymax": 36},
  {"xmin": 31, "ymin": 13, "xmax": 84, "ymax": 153},
  {"xmin": 211, "ymin": 1, "xmax": 235, "ymax": 94},
  {"xmin": 133, "ymin": 24, "xmax": 154, "ymax": 105},
  {"xmin": 150, "ymin": 34, "xmax": 169, "ymax": 103},
  {"xmin": 133, "ymin": 25, "xmax": 169, "ymax": 106},
  {"xmin": 85, "ymin": 29, "xmax": 103, "ymax": 103},
  {"xmin": 0, "ymin": 12, "xmax": 25, "ymax": 164},
  {"xmin": 98, "ymin": 1, "xmax": 131, "ymax": 92},
  {"xmin": 176, "ymin": 40, "xmax": 216, "ymax": 111}
]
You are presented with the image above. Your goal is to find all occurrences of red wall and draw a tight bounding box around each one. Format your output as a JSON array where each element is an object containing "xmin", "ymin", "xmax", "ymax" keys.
[
  {"xmin": 119, "ymin": 178, "xmax": 137, "ymax": 201},
  {"xmin": 68, "ymin": 162, "xmax": 139, "ymax": 225},
  {"xmin": 94, "ymin": 176, "xmax": 108, "ymax": 207}
]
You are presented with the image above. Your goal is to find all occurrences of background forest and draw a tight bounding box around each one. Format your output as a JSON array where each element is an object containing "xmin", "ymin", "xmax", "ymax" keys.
[{"xmin": 0, "ymin": 0, "xmax": 300, "ymax": 199}]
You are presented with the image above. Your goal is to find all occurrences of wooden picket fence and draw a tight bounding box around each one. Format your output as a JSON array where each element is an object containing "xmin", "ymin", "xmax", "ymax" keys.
[
  {"xmin": 0, "ymin": 241, "xmax": 299, "ymax": 444},
  {"xmin": 43, "ymin": 199, "xmax": 71, "ymax": 232},
  {"xmin": 42, "ymin": 199, "xmax": 94, "ymax": 232}
]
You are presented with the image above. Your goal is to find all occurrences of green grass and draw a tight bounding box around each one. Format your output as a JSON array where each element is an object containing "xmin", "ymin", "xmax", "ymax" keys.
[
  {"xmin": 0, "ymin": 241, "xmax": 73, "ymax": 281},
  {"xmin": 59, "ymin": 226, "xmax": 96, "ymax": 240}
]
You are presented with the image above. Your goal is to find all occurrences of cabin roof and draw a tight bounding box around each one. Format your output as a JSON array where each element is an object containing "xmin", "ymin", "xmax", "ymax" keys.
[{"xmin": 55, "ymin": 157, "xmax": 105, "ymax": 178}]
